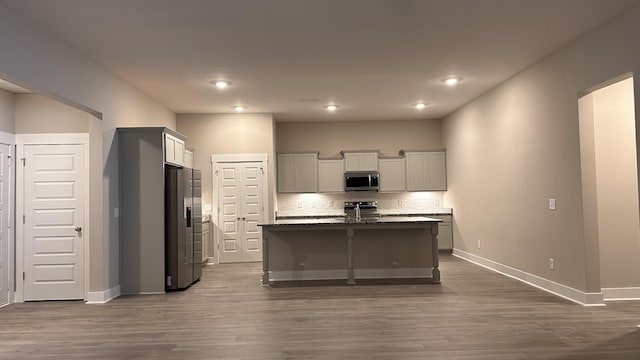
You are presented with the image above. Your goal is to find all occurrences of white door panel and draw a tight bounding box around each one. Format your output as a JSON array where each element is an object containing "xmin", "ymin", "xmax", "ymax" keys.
[
  {"xmin": 0, "ymin": 144, "xmax": 10, "ymax": 306},
  {"xmin": 24, "ymin": 144, "xmax": 84, "ymax": 301},
  {"xmin": 219, "ymin": 164, "xmax": 241, "ymax": 263},
  {"xmin": 217, "ymin": 161, "xmax": 264, "ymax": 263}
]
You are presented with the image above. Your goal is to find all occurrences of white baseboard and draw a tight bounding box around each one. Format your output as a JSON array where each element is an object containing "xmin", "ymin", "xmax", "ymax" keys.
[
  {"xmin": 86, "ymin": 285, "xmax": 121, "ymax": 304},
  {"xmin": 354, "ymin": 268, "xmax": 431, "ymax": 279},
  {"xmin": 269, "ymin": 268, "xmax": 431, "ymax": 282},
  {"xmin": 602, "ymin": 287, "xmax": 640, "ymax": 301},
  {"xmin": 453, "ymin": 249, "xmax": 604, "ymax": 306}
]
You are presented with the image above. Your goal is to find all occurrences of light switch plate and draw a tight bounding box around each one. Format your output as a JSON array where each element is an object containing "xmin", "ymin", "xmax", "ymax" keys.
[
  {"xmin": 114, "ymin": 207, "xmax": 119, "ymax": 218},
  {"xmin": 204, "ymin": 204, "xmax": 212, "ymax": 212},
  {"xmin": 549, "ymin": 199, "xmax": 556, "ymax": 210}
]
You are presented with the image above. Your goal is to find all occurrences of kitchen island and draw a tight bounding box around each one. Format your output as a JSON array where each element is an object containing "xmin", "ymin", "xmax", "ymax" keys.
[{"xmin": 259, "ymin": 216, "xmax": 442, "ymax": 285}]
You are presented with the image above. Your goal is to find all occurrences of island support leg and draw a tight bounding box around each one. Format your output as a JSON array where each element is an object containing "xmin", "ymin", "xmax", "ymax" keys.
[
  {"xmin": 262, "ymin": 229, "xmax": 270, "ymax": 286},
  {"xmin": 347, "ymin": 226, "xmax": 356, "ymax": 285},
  {"xmin": 431, "ymin": 224, "xmax": 440, "ymax": 283}
]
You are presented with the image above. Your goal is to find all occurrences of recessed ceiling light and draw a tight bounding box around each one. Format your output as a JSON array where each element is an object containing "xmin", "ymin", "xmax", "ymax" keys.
[
  {"xmin": 413, "ymin": 102, "xmax": 429, "ymax": 109},
  {"xmin": 232, "ymin": 105, "xmax": 246, "ymax": 112},
  {"xmin": 212, "ymin": 80, "xmax": 232, "ymax": 89},
  {"xmin": 323, "ymin": 104, "xmax": 340, "ymax": 112},
  {"xmin": 442, "ymin": 77, "xmax": 463, "ymax": 86}
]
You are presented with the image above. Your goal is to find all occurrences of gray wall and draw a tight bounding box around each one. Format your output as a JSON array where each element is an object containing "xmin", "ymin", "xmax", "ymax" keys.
[
  {"xmin": 276, "ymin": 119, "xmax": 443, "ymax": 157},
  {"xmin": 176, "ymin": 113, "xmax": 277, "ymax": 219},
  {"xmin": 15, "ymin": 94, "xmax": 89, "ymax": 133},
  {"xmin": 442, "ymin": 4, "xmax": 640, "ymax": 294},
  {"xmin": 0, "ymin": 3, "xmax": 175, "ymax": 295},
  {"xmin": 0, "ymin": 88, "xmax": 15, "ymax": 134}
]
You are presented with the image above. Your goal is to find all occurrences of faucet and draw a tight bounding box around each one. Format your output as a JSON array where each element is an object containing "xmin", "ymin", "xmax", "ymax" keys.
[{"xmin": 355, "ymin": 203, "xmax": 361, "ymax": 222}]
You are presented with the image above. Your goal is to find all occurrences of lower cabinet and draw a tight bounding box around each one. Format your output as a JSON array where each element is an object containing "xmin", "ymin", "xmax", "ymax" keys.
[
  {"xmin": 429, "ymin": 215, "xmax": 453, "ymax": 250},
  {"xmin": 202, "ymin": 221, "xmax": 211, "ymax": 264}
]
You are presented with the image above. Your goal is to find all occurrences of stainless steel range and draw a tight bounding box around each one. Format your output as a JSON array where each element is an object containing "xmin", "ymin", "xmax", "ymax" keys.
[{"xmin": 344, "ymin": 201, "xmax": 380, "ymax": 222}]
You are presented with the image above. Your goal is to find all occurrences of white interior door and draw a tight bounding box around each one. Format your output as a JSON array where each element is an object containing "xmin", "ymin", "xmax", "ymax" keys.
[
  {"xmin": 219, "ymin": 163, "xmax": 242, "ymax": 263},
  {"xmin": 0, "ymin": 144, "xmax": 10, "ymax": 306},
  {"xmin": 217, "ymin": 161, "xmax": 264, "ymax": 263},
  {"xmin": 240, "ymin": 163, "xmax": 263, "ymax": 262},
  {"xmin": 24, "ymin": 144, "xmax": 84, "ymax": 301}
]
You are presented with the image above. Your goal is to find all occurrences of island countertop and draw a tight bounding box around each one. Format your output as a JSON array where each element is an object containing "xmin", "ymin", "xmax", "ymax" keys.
[{"xmin": 259, "ymin": 216, "xmax": 442, "ymax": 227}]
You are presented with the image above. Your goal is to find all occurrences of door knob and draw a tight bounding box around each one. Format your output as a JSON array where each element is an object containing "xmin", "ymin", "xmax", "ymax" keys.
[{"xmin": 74, "ymin": 226, "xmax": 82, "ymax": 232}]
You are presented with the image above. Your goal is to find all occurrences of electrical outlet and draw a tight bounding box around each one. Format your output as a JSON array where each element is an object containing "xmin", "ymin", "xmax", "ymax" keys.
[
  {"xmin": 204, "ymin": 203, "xmax": 212, "ymax": 212},
  {"xmin": 477, "ymin": 240, "xmax": 481, "ymax": 249},
  {"xmin": 397, "ymin": 199, "xmax": 403, "ymax": 207},
  {"xmin": 549, "ymin": 258, "xmax": 555, "ymax": 270},
  {"xmin": 549, "ymin": 198, "xmax": 557, "ymax": 210}
]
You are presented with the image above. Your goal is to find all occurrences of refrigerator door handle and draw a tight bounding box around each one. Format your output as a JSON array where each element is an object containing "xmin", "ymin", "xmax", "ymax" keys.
[{"xmin": 186, "ymin": 206, "xmax": 192, "ymax": 228}]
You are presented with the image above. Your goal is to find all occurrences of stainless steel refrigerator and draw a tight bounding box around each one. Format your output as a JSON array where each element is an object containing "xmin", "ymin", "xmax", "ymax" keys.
[{"xmin": 165, "ymin": 167, "xmax": 202, "ymax": 290}]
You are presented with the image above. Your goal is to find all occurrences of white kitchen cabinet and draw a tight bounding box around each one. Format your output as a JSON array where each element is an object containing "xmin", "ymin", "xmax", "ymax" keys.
[
  {"xmin": 378, "ymin": 158, "xmax": 405, "ymax": 192},
  {"xmin": 277, "ymin": 153, "xmax": 318, "ymax": 193},
  {"xmin": 165, "ymin": 132, "xmax": 186, "ymax": 166},
  {"xmin": 405, "ymin": 151, "xmax": 447, "ymax": 191},
  {"xmin": 202, "ymin": 221, "xmax": 210, "ymax": 264},
  {"xmin": 184, "ymin": 149, "xmax": 194, "ymax": 169},
  {"xmin": 343, "ymin": 151, "xmax": 379, "ymax": 171},
  {"xmin": 428, "ymin": 215, "xmax": 453, "ymax": 250},
  {"xmin": 318, "ymin": 159, "xmax": 344, "ymax": 193}
]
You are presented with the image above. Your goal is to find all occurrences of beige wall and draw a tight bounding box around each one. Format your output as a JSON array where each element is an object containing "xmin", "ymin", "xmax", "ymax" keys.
[
  {"xmin": 276, "ymin": 119, "xmax": 443, "ymax": 157},
  {"xmin": 176, "ymin": 113, "xmax": 276, "ymax": 218},
  {"xmin": 0, "ymin": 88, "xmax": 15, "ymax": 134},
  {"xmin": 14, "ymin": 94, "xmax": 89, "ymax": 133},
  {"xmin": 0, "ymin": 3, "xmax": 175, "ymax": 294},
  {"xmin": 588, "ymin": 78, "xmax": 640, "ymax": 288},
  {"xmin": 443, "ymin": 4, "xmax": 640, "ymax": 294}
]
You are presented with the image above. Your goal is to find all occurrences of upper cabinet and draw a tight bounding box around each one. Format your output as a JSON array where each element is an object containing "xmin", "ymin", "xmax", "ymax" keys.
[
  {"xmin": 318, "ymin": 159, "xmax": 344, "ymax": 193},
  {"xmin": 378, "ymin": 158, "xmax": 405, "ymax": 192},
  {"xmin": 277, "ymin": 153, "xmax": 318, "ymax": 193},
  {"xmin": 404, "ymin": 151, "xmax": 447, "ymax": 191},
  {"xmin": 184, "ymin": 149, "xmax": 194, "ymax": 169},
  {"xmin": 165, "ymin": 132, "xmax": 186, "ymax": 167},
  {"xmin": 343, "ymin": 151, "xmax": 379, "ymax": 171}
]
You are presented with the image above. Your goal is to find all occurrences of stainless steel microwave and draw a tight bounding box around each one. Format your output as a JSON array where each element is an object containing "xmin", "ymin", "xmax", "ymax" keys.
[{"xmin": 345, "ymin": 171, "xmax": 379, "ymax": 191}]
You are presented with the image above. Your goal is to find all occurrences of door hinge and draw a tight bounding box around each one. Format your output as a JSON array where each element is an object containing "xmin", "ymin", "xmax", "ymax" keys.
[
  {"xmin": 22, "ymin": 215, "xmax": 25, "ymax": 224},
  {"xmin": 7, "ymin": 154, "xmax": 11, "ymax": 167},
  {"xmin": 21, "ymin": 157, "xmax": 25, "ymax": 167},
  {"xmin": 22, "ymin": 272, "xmax": 25, "ymax": 280}
]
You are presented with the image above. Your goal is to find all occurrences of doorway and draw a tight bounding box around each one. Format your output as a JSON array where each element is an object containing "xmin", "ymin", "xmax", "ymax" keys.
[
  {"xmin": 578, "ymin": 76, "xmax": 640, "ymax": 300},
  {"xmin": 211, "ymin": 154, "xmax": 268, "ymax": 264}
]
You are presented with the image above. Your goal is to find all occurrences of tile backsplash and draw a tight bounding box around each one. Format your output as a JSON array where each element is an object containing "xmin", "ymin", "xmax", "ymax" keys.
[{"xmin": 276, "ymin": 192, "xmax": 446, "ymax": 216}]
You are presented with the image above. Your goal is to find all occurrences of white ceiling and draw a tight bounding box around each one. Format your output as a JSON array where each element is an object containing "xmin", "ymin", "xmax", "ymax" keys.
[{"xmin": 2, "ymin": 0, "xmax": 638, "ymax": 121}]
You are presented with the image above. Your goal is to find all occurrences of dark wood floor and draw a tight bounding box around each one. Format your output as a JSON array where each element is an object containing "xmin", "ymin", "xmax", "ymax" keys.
[{"xmin": 1, "ymin": 255, "xmax": 640, "ymax": 359}]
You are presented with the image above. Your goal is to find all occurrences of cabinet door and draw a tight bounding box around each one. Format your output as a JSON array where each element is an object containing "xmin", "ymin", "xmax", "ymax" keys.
[
  {"xmin": 344, "ymin": 153, "xmax": 361, "ymax": 171},
  {"xmin": 202, "ymin": 222, "xmax": 211, "ymax": 262},
  {"xmin": 319, "ymin": 159, "xmax": 344, "ymax": 193},
  {"xmin": 184, "ymin": 150, "xmax": 194, "ymax": 169},
  {"xmin": 164, "ymin": 133, "xmax": 185, "ymax": 166},
  {"xmin": 165, "ymin": 134, "xmax": 176, "ymax": 164},
  {"xmin": 361, "ymin": 153, "xmax": 379, "ymax": 171},
  {"xmin": 174, "ymin": 138, "xmax": 185, "ymax": 166},
  {"xmin": 379, "ymin": 159, "xmax": 405, "ymax": 192},
  {"xmin": 295, "ymin": 154, "xmax": 318, "ymax": 193},
  {"xmin": 406, "ymin": 152, "xmax": 427, "ymax": 191},
  {"xmin": 277, "ymin": 154, "xmax": 297, "ymax": 192},
  {"xmin": 427, "ymin": 152, "xmax": 447, "ymax": 191},
  {"xmin": 437, "ymin": 223, "xmax": 453, "ymax": 250}
]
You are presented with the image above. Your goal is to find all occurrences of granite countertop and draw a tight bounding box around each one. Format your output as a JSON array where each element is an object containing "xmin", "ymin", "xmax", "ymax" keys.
[{"xmin": 260, "ymin": 216, "xmax": 442, "ymax": 227}]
